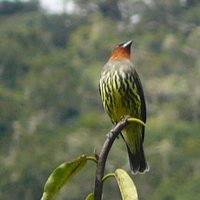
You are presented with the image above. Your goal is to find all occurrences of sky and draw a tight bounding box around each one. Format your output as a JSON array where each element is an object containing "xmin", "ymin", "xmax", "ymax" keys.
[
  {"xmin": 0, "ymin": 0, "xmax": 74, "ymax": 13},
  {"xmin": 39, "ymin": 0, "xmax": 75, "ymax": 14}
]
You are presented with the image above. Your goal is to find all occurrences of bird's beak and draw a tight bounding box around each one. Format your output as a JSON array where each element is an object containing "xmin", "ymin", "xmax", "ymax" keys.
[{"xmin": 122, "ymin": 40, "xmax": 133, "ymax": 48}]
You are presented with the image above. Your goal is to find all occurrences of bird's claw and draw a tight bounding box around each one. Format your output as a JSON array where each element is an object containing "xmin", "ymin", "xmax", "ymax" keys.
[{"xmin": 120, "ymin": 115, "xmax": 130, "ymax": 122}]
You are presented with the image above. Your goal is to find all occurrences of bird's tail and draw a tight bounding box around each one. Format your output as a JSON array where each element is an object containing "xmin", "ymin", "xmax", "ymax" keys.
[{"xmin": 126, "ymin": 143, "xmax": 149, "ymax": 174}]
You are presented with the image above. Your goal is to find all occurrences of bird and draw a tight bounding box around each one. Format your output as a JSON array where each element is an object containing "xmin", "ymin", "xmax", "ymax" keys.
[{"xmin": 99, "ymin": 40, "xmax": 149, "ymax": 174}]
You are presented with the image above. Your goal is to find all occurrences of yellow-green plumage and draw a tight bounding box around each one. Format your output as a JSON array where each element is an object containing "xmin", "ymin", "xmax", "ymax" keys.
[
  {"xmin": 100, "ymin": 60, "xmax": 141, "ymax": 152},
  {"xmin": 99, "ymin": 41, "xmax": 148, "ymax": 174}
]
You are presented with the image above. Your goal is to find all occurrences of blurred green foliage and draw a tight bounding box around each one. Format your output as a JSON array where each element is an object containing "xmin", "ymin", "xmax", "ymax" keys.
[{"xmin": 0, "ymin": 0, "xmax": 199, "ymax": 199}]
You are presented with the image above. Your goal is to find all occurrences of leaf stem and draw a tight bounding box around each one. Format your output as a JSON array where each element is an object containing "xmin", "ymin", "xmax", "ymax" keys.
[
  {"xmin": 87, "ymin": 156, "xmax": 98, "ymax": 164},
  {"xmin": 127, "ymin": 117, "xmax": 146, "ymax": 127},
  {"xmin": 102, "ymin": 173, "xmax": 115, "ymax": 182}
]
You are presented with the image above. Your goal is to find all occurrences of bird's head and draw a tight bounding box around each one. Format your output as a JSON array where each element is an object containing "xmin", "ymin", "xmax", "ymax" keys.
[{"xmin": 109, "ymin": 40, "xmax": 132, "ymax": 60}]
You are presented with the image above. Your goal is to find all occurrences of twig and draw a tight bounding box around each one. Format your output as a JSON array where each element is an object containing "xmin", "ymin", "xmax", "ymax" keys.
[{"xmin": 94, "ymin": 116, "xmax": 130, "ymax": 200}]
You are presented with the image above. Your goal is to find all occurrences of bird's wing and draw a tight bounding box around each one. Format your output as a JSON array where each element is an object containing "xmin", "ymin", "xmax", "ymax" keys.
[{"xmin": 132, "ymin": 69, "xmax": 146, "ymax": 142}]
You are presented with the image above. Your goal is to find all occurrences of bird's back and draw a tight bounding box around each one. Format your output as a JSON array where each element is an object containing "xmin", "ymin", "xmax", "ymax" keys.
[{"xmin": 99, "ymin": 59, "xmax": 141, "ymax": 123}]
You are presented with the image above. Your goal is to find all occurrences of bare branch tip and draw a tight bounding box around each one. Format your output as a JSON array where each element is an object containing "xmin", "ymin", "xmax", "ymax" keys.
[{"xmin": 93, "ymin": 148, "xmax": 99, "ymax": 161}]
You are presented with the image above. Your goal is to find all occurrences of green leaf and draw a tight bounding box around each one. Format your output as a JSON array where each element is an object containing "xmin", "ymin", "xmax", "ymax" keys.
[
  {"xmin": 85, "ymin": 193, "xmax": 94, "ymax": 200},
  {"xmin": 115, "ymin": 169, "xmax": 138, "ymax": 200},
  {"xmin": 41, "ymin": 155, "xmax": 87, "ymax": 200}
]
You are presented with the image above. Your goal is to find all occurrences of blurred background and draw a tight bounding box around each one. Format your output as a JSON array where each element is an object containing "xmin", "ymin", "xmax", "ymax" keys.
[{"xmin": 0, "ymin": 0, "xmax": 199, "ymax": 199}]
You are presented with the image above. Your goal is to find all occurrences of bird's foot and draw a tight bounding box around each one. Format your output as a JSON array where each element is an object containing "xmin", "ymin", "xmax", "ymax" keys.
[{"xmin": 120, "ymin": 115, "xmax": 130, "ymax": 122}]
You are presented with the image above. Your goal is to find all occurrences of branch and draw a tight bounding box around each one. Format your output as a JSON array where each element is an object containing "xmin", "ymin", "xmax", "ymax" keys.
[{"xmin": 94, "ymin": 116, "xmax": 130, "ymax": 200}]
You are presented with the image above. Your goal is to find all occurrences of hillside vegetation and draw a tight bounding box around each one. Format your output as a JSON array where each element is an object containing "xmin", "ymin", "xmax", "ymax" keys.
[{"xmin": 0, "ymin": 0, "xmax": 199, "ymax": 199}]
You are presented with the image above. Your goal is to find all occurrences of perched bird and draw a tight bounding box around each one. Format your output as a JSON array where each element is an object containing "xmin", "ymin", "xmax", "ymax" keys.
[{"xmin": 99, "ymin": 40, "xmax": 149, "ymax": 174}]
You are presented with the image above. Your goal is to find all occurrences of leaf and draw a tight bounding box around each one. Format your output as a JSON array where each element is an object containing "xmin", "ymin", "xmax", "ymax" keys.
[
  {"xmin": 115, "ymin": 169, "xmax": 138, "ymax": 200},
  {"xmin": 41, "ymin": 155, "xmax": 87, "ymax": 200},
  {"xmin": 85, "ymin": 193, "xmax": 94, "ymax": 200}
]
